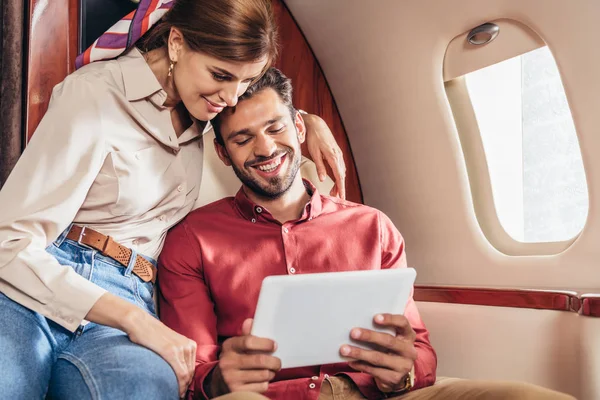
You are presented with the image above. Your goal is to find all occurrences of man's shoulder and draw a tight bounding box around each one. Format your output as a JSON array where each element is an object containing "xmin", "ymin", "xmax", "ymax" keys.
[
  {"xmin": 320, "ymin": 194, "xmax": 382, "ymax": 217},
  {"xmin": 187, "ymin": 197, "xmax": 237, "ymax": 221},
  {"xmin": 168, "ymin": 197, "xmax": 238, "ymax": 240},
  {"xmin": 319, "ymin": 194, "xmax": 400, "ymax": 233}
]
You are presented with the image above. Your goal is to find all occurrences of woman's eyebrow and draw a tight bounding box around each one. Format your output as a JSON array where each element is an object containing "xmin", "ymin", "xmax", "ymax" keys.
[
  {"xmin": 212, "ymin": 67, "xmax": 237, "ymax": 79},
  {"xmin": 212, "ymin": 66, "xmax": 259, "ymax": 82}
]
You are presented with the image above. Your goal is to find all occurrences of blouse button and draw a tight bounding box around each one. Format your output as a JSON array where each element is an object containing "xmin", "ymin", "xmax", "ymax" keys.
[
  {"xmin": 289, "ymin": 267, "xmax": 296, "ymax": 274},
  {"xmin": 311, "ymin": 376, "xmax": 319, "ymax": 380},
  {"xmin": 256, "ymin": 207, "xmax": 263, "ymax": 213},
  {"xmin": 309, "ymin": 383, "xmax": 316, "ymax": 389},
  {"xmin": 177, "ymin": 185, "xmax": 184, "ymax": 192},
  {"xmin": 283, "ymin": 227, "xmax": 289, "ymax": 233}
]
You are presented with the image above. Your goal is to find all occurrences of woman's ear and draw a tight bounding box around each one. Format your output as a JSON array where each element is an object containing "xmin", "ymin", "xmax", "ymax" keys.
[
  {"xmin": 295, "ymin": 111, "xmax": 307, "ymax": 144},
  {"xmin": 168, "ymin": 27, "xmax": 185, "ymax": 62},
  {"xmin": 214, "ymin": 139, "xmax": 232, "ymax": 166}
]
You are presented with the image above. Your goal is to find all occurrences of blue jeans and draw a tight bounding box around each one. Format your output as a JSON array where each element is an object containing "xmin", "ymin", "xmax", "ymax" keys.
[{"xmin": 0, "ymin": 227, "xmax": 179, "ymax": 399}]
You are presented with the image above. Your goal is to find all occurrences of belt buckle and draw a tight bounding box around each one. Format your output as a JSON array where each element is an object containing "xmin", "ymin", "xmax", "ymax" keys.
[{"xmin": 77, "ymin": 226, "xmax": 87, "ymax": 245}]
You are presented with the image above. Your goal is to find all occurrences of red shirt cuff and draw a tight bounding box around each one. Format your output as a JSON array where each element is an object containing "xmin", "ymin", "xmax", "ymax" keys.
[
  {"xmin": 413, "ymin": 354, "xmax": 436, "ymax": 390},
  {"xmin": 189, "ymin": 361, "xmax": 220, "ymax": 400}
]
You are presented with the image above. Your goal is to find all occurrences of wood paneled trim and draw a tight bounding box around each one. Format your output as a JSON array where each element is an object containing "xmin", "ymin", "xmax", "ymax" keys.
[
  {"xmin": 25, "ymin": 0, "xmax": 79, "ymax": 142},
  {"xmin": 414, "ymin": 285, "xmax": 580, "ymax": 312},
  {"xmin": 581, "ymin": 295, "xmax": 600, "ymax": 317}
]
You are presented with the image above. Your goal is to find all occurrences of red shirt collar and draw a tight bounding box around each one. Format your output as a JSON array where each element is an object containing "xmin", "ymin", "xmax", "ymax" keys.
[{"xmin": 233, "ymin": 179, "xmax": 323, "ymax": 224}]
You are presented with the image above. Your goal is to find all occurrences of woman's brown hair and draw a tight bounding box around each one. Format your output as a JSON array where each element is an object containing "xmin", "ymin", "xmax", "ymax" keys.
[{"xmin": 138, "ymin": 0, "xmax": 279, "ymax": 67}]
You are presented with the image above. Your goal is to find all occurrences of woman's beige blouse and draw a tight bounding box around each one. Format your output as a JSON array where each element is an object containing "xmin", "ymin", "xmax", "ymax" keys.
[{"xmin": 0, "ymin": 49, "xmax": 210, "ymax": 332}]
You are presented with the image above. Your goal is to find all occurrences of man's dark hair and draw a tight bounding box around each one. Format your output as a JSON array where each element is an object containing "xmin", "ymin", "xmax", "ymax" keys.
[{"xmin": 212, "ymin": 67, "xmax": 295, "ymax": 146}]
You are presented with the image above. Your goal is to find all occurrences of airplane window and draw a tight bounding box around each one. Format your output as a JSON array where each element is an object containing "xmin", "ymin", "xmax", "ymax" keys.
[{"xmin": 463, "ymin": 46, "xmax": 588, "ymax": 243}]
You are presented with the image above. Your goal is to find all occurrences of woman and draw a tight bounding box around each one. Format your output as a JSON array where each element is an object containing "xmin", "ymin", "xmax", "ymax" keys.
[{"xmin": 0, "ymin": 0, "xmax": 345, "ymax": 398}]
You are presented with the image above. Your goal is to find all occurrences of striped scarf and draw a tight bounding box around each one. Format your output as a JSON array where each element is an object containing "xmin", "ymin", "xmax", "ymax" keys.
[{"xmin": 75, "ymin": 0, "xmax": 174, "ymax": 69}]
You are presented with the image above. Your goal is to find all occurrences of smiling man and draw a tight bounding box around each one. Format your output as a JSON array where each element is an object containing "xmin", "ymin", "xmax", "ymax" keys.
[{"xmin": 157, "ymin": 68, "xmax": 574, "ymax": 400}]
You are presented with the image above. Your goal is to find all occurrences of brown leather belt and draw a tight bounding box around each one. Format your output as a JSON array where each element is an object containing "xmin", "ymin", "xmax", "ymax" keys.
[{"xmin": 66, "ymin": 225, "xmax": 156, "ymax": 283}]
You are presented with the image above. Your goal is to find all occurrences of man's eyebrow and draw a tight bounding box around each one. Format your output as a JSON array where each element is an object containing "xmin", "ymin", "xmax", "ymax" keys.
[
  {"xmin": 265, "ymin": 117, "xmax": 283, "ymax": 125},
  {"xmin": 227, "ymin": 128, "xmax": 251, "ymax": 141},
  {"xmin": 226, "ymin": 117, "xmax": 285, "ymax": 141}
]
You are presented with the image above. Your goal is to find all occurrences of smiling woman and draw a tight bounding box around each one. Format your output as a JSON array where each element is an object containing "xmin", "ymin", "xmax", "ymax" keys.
[{"xmin": 137, "ymin": 0, "xmax": 278, "ymax": 120}]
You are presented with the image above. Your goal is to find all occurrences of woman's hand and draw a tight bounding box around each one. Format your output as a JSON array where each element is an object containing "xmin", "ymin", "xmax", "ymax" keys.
[
  {"xmin": 303, "ymin": 113, "xmax": 347, "ymax": 199},
  {"xmin": 87, "ymin": 292, "xmax": 197, "ymax": 398}
]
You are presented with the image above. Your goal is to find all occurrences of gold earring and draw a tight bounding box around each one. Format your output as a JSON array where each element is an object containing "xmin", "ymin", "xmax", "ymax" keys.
[{"xmin": 168, "ymin": 59, "xmax": 175, "ymax": 77}]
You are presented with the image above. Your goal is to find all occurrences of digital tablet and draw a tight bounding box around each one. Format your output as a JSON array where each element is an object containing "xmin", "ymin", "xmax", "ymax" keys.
[{"xmin": 251, "ymin": 268, "xmax": 416, "ymax": 369}]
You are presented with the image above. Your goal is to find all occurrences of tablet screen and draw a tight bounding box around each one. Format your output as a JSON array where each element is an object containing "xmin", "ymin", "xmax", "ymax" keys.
[{"xmin": 251, "ymin": 268, "xmax": 416, "ymax": 368}]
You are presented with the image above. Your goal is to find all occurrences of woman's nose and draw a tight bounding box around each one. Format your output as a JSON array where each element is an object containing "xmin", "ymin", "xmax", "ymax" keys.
[{"xmin": 220, "ymin": 82, "xmax": 243, "ymax": 107}]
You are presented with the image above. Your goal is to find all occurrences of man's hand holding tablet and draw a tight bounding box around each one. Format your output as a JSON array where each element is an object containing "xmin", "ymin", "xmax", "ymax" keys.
[
  {"xmin": 204, "ymin": 318, "xmax": 281, "ymax": 397},
  {"xmin": 343, "ymin": 313, "xmax": 417, "ymax": 394},
  {"xmin": 206, "ymin": 268, "xmax": 417, "ymax": 396}
]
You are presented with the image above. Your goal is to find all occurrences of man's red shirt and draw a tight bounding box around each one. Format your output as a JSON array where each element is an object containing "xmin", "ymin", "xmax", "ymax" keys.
[{"xmin": 158, "ymin": 184, "xmax": 437, "ymax": 399}]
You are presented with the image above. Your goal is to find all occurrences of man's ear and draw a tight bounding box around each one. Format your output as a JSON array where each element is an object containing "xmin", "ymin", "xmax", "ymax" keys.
[
  {"xmin": 214, "ymin": 139, "xmax": 232, "ymax": 166},
  {"xmin": 295, "ymin": 111, "xmax": 307, "ymax": 144}
]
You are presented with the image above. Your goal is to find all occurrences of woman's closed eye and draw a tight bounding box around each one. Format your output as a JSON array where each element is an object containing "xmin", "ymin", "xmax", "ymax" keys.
[{"xmin": 212, "ymin": 72, "xmax": 231, "ymax": 82}]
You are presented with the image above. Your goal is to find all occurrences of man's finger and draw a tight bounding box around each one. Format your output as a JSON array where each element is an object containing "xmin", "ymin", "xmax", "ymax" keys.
[
  {"xmin": 348, "ymin": 360, "xmax": 410, "ymax": 389},
  {"xmin": 224, "ymin": 335, "xmax": 276, "ymax": 353},
  {"xmin": 340, "ymin": 344, "xmax": 406, "ymax": 371},
  {"xmin": 350, "ymin": 328, "xmax": 416, "ymax": 358},
  {"xmin": 227, "ymin": 368, "xmax": 277, "ymax": 384},
  {"xmin": 242, "ymin": 318, "xmax": 253, "ymax": 336},
  {"xmin": 374, "ymin": 314, "xmax": 416, "ymax": 341},
  {"xmin": 239, "ymin": 353, "xmax": 282, "ymax": 372}
]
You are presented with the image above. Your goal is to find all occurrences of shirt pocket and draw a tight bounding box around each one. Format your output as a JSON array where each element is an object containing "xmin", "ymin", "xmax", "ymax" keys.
[{"xmin": 109, "ymin": 147, "xmax": 181, "ymax": 217}]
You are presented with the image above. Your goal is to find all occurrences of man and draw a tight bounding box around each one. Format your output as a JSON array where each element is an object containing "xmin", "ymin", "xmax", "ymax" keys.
[{"xmin": 158, "ymin": 68, "xmax": 574, "ymax": 400}]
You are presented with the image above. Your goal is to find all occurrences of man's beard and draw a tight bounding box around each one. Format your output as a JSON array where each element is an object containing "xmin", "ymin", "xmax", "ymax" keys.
[{"xmin": 231, "ymin": 146, "xmax": 301, "ymax": 200}]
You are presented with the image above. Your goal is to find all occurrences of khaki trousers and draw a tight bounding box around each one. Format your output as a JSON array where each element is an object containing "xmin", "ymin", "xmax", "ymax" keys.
[
  {"xmin": 318, "ymin": 376, "xmax": 576, "ymax": 400},
  {"xmin": 213, "ymin": 392, "xmax": 270, "ymax": 400},
  {"xmin": 209, "ymin": 376, "xmax": 576, "ymax": 400}
]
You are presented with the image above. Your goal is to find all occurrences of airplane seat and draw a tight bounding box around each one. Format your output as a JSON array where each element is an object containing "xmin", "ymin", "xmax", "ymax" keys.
[{"xmin": 195, "ymin": 128, "xmax": 335, "ymax": 208}]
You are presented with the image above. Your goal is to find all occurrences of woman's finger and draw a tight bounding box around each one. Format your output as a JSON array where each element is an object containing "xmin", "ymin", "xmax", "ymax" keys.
[
  {"xmin": 186, "ymin": 340, "xmax": 197, "ymax": 385},
  {"xmin": 329, "ymin": 183, "xmax": 338, "ymax": 197},
  {"xmin": 325, "ymin": 149, "xmax": 346, "ymax": 199},
  {"xmin": 312, "ymin": 151, "xmax": 328, "ymax": 182}
]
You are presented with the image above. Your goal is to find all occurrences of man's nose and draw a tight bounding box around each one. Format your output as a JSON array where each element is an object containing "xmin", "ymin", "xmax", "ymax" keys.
[{"xmin": 254, "ymin": 134, "xmax": 277, "ymax": 157}]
